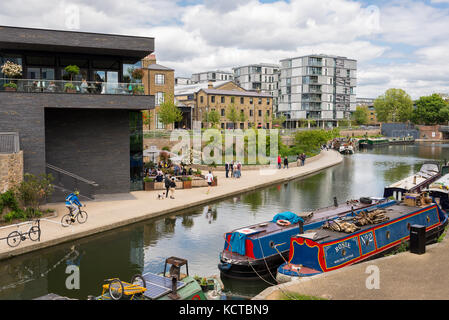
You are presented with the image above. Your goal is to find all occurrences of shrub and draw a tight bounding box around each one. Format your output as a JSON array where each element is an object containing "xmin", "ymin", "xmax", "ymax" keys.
[
  {"xmin": 131, "ymin": 68, "xmax": 144, "ymax": 80},
  {"xmin": 15, "ymin": 173, "xmax": 54, "ymax": 213},
  {"xmin": 3, "ymin": 82, "xmax": 18, "ymax": 89}
]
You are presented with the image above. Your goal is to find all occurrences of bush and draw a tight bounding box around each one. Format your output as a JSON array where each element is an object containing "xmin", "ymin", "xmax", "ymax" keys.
[
  {"xmin": 3, "ymin": 82, "xmax": 17, "ymax": 89},
  {"xmin": 15, "ymin": 173, "xmax": 54, "ymax": 212}
]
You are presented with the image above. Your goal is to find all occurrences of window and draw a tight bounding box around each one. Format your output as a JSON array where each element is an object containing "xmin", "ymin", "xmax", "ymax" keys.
[
  {"xmin": 221, "ymin": 109, "xmax": 225, "ymax": 116},
  {"xmin": 211, "ymin": 96, "xmax": 215, "ymax": 103},
  {"xmin": 267, "ymin": 110, "xmax": 270, "ymax": 116},
  {"xmin": 258, "ymin": 98, "xmax": 262, "ymax": 105},
  {"xmin": 156, "ymin": 92, "xmax": 164, "ymax": 106},
  {"xmin": 240, "ymin": 123, "xmax": 244, "ymax": 129},
  {"xmin": 249, "ymin": 98, "xmax": 253, "ymax": 104},
  {"xmin": 250, "ymin": 110, "xmax": 253, "ymax": 117},
  {"xmin": 258, "ymin": 110, "xmax": 262, "ymax": 117},
  {"xmin": 267, "ymin": 98, "xmax": 270, "ymax": 105},
  {"xmin": 231, "ymin": 97, "xmax": 235, "ymax": 103},
  {"xmin": 240, "ymin": 97, "xmax": 244, "ymax": 104},
  {"xmin": 221, "ymin": 123, "xmax": 225, "ymax": 129},
  {"xmin": 221, "ymin": 96, "xmax": 225, "ymax": 103},
  {"xmin": 200, "ymin": 96, "xmax": 204, "ymax": 104},
  {"xmin": 155, "ymin": 74, "xmax": 165, "ymax": 85},
  {"xmin": 156, "ymin": 114, "xmax": 165, "ymax": 129}
]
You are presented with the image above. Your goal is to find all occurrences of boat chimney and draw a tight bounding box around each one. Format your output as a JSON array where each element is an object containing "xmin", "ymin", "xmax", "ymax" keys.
[
  {"xmin": 298, "ymin": 220, "xmax": 304, "ymax": 234},
  {"xmin": 413, "ymin": 175, "xmax": 417, "ymax": 184},
  {"xmin": 169, "ymin": 276, "xmax": 180, "ymax": 300},
  {"xmin": 334, "ymin": 196, "xmax": 338, "ymax": 207}
]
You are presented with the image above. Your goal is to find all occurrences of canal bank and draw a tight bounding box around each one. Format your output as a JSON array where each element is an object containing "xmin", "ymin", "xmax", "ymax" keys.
[
  {"xmin": 0, "ymin": 150, "xmax": 343, "ymax": 261},
  {"xmin": 254, "ymin": 231, "xmax": 449, "ymax": 300}
]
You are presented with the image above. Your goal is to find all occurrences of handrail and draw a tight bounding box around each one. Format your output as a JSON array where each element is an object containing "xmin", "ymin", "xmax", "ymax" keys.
[{"xmin": 46, "ymin": 163, "xmax": 98, "ymax": 186}]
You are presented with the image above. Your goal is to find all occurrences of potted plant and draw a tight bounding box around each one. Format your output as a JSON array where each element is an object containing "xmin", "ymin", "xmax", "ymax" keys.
[
  {"xmin": 1, "ymin": 61, "xmax": 22, "ymax": 91},
  {"xmin": 143, "ymin": 177, "xmax": 155, "ymax": 191},
  {"xmin": 132, "ymin": 85, "xmax": 145, "ymax": 95},
  {"xmin": 199, "ymin": 277, "xmax": 208, "ymax": 292},
  {"xmin": 131, "ymin": 68, "xmax": 144, "ymax": 81},
  {"xmin": 182, "ymin": 176, "xmax": 192, "ymax": 189},
  {"xmin": 3, "ymin": 82, "xmax": 18, "ymax": 92},
  {"xmin": 64, "ymin": 65, "xmax": 80, "ymax": 93}
]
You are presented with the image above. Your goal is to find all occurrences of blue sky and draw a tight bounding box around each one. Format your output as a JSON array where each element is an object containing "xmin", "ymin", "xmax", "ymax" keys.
[{"xmin": 0, "ymin": 0, "xmax": 448, "ymax": 98}]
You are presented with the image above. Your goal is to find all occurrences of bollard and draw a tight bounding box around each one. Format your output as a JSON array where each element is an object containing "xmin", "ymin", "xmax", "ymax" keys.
[{"xmin": 410, "ymin": 225, "xmax": 426, "ymax": 255}]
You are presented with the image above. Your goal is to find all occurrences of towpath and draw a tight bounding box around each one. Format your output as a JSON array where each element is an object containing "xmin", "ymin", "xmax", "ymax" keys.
[{"xmin": 0, "ymin": 150, "xmax": 343, "ymax": 261}]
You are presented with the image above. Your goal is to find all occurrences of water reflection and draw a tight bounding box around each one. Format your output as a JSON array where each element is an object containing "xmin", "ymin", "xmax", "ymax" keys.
[{"xmin": 1, "ymin": 143, "xmax": 449, "ymax": 300}]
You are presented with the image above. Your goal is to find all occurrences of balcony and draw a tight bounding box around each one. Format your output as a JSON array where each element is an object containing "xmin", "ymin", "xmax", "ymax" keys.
[{"xmin": 0, "ymin": 78, "xmax": 147, "ymax": 96}]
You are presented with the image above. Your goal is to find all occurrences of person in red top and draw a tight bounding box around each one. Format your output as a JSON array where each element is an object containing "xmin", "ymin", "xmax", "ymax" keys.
[{"xmin": 277, "ymin": 155, "xmax": 282, "ymax": 169}]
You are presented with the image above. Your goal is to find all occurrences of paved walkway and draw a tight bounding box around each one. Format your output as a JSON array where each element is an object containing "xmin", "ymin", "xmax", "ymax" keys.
[
  {"xmin": 254, "ymin": 232, "xmax": 449, "ymax": 300},
  {"xmin": 0, "ymin": 150, "xmax": 343, "ymax": 260}
]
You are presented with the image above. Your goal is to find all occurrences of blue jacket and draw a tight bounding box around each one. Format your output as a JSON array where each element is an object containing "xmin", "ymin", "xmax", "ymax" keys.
[{"xmin": 65, "ymin": 193, "xmax": 82, "ymax": 207}]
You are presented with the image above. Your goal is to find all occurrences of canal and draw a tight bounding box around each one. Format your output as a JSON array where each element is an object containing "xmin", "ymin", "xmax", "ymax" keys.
[{"xmin": 1, "ymin": 142, "xmax": 448, "ymax": 300}]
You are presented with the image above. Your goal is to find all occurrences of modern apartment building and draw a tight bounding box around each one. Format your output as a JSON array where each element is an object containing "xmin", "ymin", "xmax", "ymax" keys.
[
  {"xmin": 175, "ymin": 77, "xmax": 192, "ymax": 85},
  {"xmin": 277, "ymin": 54, "xmax": 357, "ymax": 128},
  {"xmin": 233, "ymin": 63, "xmax": 280, "ymax": 113},
  {"xmin": 191, "ymin": 70, "xmax": 234, "ymax": 83},
  {"xmin": 357, "ymin": 97, "xmax": 378, "ymax": 125}
]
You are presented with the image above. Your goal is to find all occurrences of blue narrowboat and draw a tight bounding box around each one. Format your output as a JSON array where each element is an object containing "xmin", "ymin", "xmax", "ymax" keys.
[
  {"xmin": 218, "ymin": 197, "xmax": 395, "ymax": 280},
  {"xmin": 276, "ymin": 195, "xmax": 448, "ymax": 282}
]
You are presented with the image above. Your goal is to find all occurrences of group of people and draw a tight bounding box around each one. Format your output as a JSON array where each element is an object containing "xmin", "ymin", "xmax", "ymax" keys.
[
  {"xmin": 277, "ymin": 155, "xmax": 290, "ymax": 169},
  {"xmin": 225, "ymin": 161, "xmax": 242, "ymax": 178},
  {"xmin": 297, "ymin": 153, "xmax": 307, "ymax": 166},
  {"xmin": 276, "ymin": 154, "xmax": 307, "ymax": 169}
]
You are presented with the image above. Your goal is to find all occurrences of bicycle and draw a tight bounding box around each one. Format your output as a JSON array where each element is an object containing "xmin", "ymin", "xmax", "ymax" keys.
[
  {"xmin": 61, "ymin": 205, "xmax": 88, "ymax": 227},
  {"xmin": 6, "ymin": 220, "xmax": 41, "ymax": 248},
  {"xmin": 101, "ymin": 275, "xmax": 147, "ymax": 300}
]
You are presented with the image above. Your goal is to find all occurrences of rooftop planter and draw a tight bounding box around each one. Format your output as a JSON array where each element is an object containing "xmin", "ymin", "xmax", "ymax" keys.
[
  {"xmin": 3, "ymin": 82, "xmax": 18, "ymax": 92},
  {"xmin": 143, "ymin": 177, "xmax": 155, "ymax": 191}
]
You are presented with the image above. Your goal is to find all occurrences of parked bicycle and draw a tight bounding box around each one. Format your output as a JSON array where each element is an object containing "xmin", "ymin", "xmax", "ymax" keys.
[
  {"xmin": 61, "ymin": 205, "xmax": 88, "ymax": 227},
  {"xmin": 6, "ymin": 219, "xmax": 41, "ymax": 247}
]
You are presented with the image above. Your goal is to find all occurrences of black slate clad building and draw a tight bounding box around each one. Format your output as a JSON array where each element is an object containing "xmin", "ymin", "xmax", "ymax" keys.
[{"xmin": 0, "ymin": 26, "xmax": 155, "ymax": 199}]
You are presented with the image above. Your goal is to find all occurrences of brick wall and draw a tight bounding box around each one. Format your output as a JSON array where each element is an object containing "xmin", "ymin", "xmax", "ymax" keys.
[{"xmin": 0, "ymin": 151, "xmax": 23, "ymax": 193}]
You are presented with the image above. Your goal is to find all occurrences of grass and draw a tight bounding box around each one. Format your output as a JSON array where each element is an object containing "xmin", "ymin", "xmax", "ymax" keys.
[
  {"xmin": 280, "ymin": 291, "xmax": 328, "ymax": 300},
  {"xmin": 437, "ymin": 224, "xmax": 449, "ymax": 243}
]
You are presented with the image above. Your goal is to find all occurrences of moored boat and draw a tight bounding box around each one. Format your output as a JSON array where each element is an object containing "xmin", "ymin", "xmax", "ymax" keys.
[
  {"xmin": 358, "ymin": 138, "xmax": 389, "ymax": 149},
  {"xmin": 428, "ymin": 173, "xmax": 449, "ymax": 210},
  {"xmin": 339, "ymin": 145, "xmax": 354, "ymax": 155},
  {"xmin": 218, "ymin": 197, "xmax": 395, "ymax": 280},
  {"xmin": 276, "ymin": 193, "xmax": 448, "ymax": 282},
  {"xmin": 383, "ymin": 161, "xmax": 441, "ymax": 200}
]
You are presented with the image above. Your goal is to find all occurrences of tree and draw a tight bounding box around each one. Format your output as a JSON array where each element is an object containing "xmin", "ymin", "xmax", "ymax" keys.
[
  {"xmin": 272, "ymin": 114, "xmax": 286, "ymax": 128},
  {"xmin": 142, "ymin": 110, "xmax": 152, "ymax": 129},
  {"xmin": 226, "ymin": 103, "xmax": 239, "ymax": 129},
  {"xmin": 239, "ymin": 110, "xmax": 248, "ymax": 124},
  {"xmin": 205, "ymin": 109, "xmax": 221, "ymax": 128},
  {"xmin": 374, "ymin": 88, "xmax": 413, "ymax": 123},
  {"xmin": 157, "ymin": 93, "xmax": 183, "ymax": 128},
  {"xmin": 352, "ymin": 106, "xmax": 369, "ymax": 125},
  {"xmin": 411, "ymin": 93, "xmax": 449, "ymax": 125}
]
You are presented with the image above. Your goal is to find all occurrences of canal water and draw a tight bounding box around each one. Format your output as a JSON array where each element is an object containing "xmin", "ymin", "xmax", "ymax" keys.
[{"xmin": 1, "ymin": 142, "xmax": 449, "ymax": 300}]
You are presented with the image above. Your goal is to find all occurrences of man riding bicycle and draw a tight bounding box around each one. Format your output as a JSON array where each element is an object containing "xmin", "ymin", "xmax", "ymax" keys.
[{"xmin": 65, "ymin": 191, "xmax": 83, "ymax": 215}]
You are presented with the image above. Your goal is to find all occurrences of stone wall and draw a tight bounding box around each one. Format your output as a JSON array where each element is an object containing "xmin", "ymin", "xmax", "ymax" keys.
[
  {"xmin": 0, "ymin": 151, "xmax": 23, "ymax": 193},
  {"xmin": 416, "ymin": 125, "xmax": 443, "ymax": 140}
]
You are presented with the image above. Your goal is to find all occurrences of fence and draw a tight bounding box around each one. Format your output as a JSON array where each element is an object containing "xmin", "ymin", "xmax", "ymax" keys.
[{"xmin": 0, "ymin": 132, "xmax": 20, "ymax": 153}]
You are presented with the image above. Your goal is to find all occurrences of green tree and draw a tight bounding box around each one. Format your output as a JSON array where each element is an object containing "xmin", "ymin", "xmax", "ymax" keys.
[
  {"xmin": 411, "ymin": 93, "xmax": 449, "ymax": 125},
  {"xmin": 239, "ymin": 110, "xmax": 248, "ymax": 124},
  {"xmin": 226, "ymin": 103, "xmax": 239, "ymax": 129},
  {"xmin": 352, "ymin": 106, "xmax": 369, "ymax": 125},
  {"xmin": 272, "ymin": 114, "xmax": 286, "ymax": 128},
  {"xmin": 205, "ymin": 109, "xmax": 221, "ymax": 128},
  {"xmin": 374, "ymin": 88, "xmax": 413, "ymax": 123},
  {"xmin": 157, "ymin": 93, "xmax": 182, "ymax": 128}
]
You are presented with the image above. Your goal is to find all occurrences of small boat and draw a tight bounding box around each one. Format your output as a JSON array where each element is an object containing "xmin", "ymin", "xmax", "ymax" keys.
[
  {"xmin": 276, "ymin": 193, "xmax": 448, "ymax": 282},
  {"xmin": 218, "ymin": 197, "xmax": 394, "ymax": 280},
  {"xmin": 383, "ymin": 162, "xmax": 441, "ymax": 200},
  {"xmin": 96, "ymin": 257, "xmax": 223, "ymax": 300},
  {"xmin": 358, "ymin": 138, "xmax": 389, "ymax": 149},
  {"xmin": 339, "ymin": 145, "xmax": 354, "ymax": 155},
  {"xmin": 428, "ymin": 173, "xmax": 449, "ymax": 210}
]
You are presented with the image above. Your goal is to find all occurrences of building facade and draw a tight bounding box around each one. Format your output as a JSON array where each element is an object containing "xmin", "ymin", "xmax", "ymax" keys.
[
  {"xmin": 191, "ymin": 70, "xmax": 234, "ymax": 84},
  {"xmin": 277, "ymin": 54, "xmax": 357, "ymax": 128},
  {"xmin": 356, "ymin": 97, "xmax": 378, "ymax": 125},
  {"xmin": 0, "ymin": 26, "xmax": 155, "ymax": 198},
  {"xmin": 142, "ymin": 54, "xmax": 175, "ymax": 130}
]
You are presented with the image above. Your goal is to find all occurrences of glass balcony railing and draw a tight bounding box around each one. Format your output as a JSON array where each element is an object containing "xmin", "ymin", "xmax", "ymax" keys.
[{"xmin": 0, "ymin": 78, "xmax": 147, "ymax": 95}]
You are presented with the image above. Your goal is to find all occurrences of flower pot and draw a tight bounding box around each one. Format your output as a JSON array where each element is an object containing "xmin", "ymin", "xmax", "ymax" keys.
[
  {"xmin": 144, "ymin": 181, "xmax": 155, "ymax": 191},
  {"xmin": 4, "ymin": 87, "xmax": 17, "ymax": 92},
  {"xmin": 183, "ymin": 180, "xmax": 192, "ymax": 189},
  {"xmin": 66, "ymin": 89, "xmax": 77, "ymax": 94}
]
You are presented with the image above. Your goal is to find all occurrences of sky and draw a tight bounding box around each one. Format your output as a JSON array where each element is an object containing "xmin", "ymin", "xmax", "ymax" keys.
[{"xmin": 1, "ymin": 0, "xmax": 448, "ymax": 99}]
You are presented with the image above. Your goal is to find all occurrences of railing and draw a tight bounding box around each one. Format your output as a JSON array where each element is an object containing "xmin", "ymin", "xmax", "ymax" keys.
[
  {"xmin": 0, "ymin": 78, "xmax": 147, "ymax": 96},
  {"xmin": 46, "ymin": 163, "xmax": 99, "ymax": 200},
  {"xmin": 0, "ymin": 132, "xmax": 20, "ymax": 153}
]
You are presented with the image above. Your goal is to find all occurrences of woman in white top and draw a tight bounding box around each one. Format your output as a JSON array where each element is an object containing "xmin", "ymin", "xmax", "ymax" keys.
[{"xmin": 205, "ymin": 171, "xmax": 214, "ymax": 194}]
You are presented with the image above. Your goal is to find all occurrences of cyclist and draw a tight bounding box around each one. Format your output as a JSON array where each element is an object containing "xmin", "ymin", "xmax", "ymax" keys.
[{"xmin": 65, "ymin": 191, "xmax": 83, "ymax": 216}]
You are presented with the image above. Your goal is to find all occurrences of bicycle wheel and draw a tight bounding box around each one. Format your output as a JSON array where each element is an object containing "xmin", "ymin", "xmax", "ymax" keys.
[
  {"xmin": 28, "ymin": 226, "xmax": 41, "ymax": 241},
  {"xmin": 108, "ymin": 279, "xmax": 124, "ymax": 300},
  {"xmin": 7, "ymin": 231, "xmax": 22, "ymax": 247},
  {"xmin": 77, "ymin": 211, "xmax": 88, "ymax": 224},
  {"xmin": 131, "ymin": 274, "xmax": 146, "ymax": 289},
  {"xmin": 61, "ymin": 214, "xmax": 73, "ymax": 227}
]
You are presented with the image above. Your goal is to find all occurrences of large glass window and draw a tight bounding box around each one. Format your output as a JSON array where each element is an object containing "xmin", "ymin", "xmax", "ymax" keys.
[
  {"xmin": 156, "ymin": 92, "xmax": 164, "ymax": 106},
  {"xmin": 130, "ymin": 111, "xmax": 143, "ymax": 191},
  {"xmin": 123, "ymin": 61, "xmax": 142, "ymax": 83}
]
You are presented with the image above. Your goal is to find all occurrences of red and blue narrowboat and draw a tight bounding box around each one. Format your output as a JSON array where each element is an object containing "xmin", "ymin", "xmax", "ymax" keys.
[
  {"xmin": 218, "ymin": 197, "xmax": 395, "ymax": 280},
  {"xmin": 276, "ymin": 194, "xmax": 448, "ymax": 282}
]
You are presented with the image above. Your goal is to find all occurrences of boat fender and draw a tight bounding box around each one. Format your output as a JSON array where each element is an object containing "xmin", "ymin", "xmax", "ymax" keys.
[{"xmin": 276, "ymin": 219, "xmax": 291, "ymax": 227}]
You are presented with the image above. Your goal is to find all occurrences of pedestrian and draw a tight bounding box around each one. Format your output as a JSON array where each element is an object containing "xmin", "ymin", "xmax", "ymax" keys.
[
  {"xmin": 205, "ymin": 170, "xmax": 214, "ymax": 194},
  {"xmin": 237, "ymin": 161, "xmax": 242, "ymax": 178},
  {"xmin": 169, "ymin": 176, "xmax": 176, "ymax": 199},
  {"xmin": 296, "ymin": 154, "xmax": 301, "ymax": 167},
  {"xmin": 283, "ymin": 156, "xmax": 289, "ymax": 169},
  {"xmin": 301, "ymin": 153, "xmax": 306, "ymax": 166},
  {"xmin": 164, "ymin": 174, "xmax": 171, "ymax": 198},
  {"xmin": 225, "ymin": 161, "xmax": 229, "ymax": 178},
  {"xmin": 277, "ymin": 155, "xmax": 282, "ymax": 169},
  {"xmin": 230, "ymin": 161, "xmax": 234, "ymax": 178}
]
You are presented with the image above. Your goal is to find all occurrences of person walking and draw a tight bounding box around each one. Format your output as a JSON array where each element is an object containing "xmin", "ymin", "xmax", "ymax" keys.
[
  {"xmin": 205, "ymin": 170, "xmax": 214, "ymax": 194},
  {"xmin": 164, "ymin": 174, "xmax": 171, "ymax": 198},
  {"xmin": 169, "ymin": 176, "xmax": 176, "ymax": 199},
  {"xmin": 277, "ymin": 155, "xmax": 282, "ymax": 169},
  {"xmin": 225, "ymin": 162, "xmax": 229, "ymax": 178},
  {"xmin": 283, "ymin": 156, "xmax": 289, "ymax": 169},
  {"xmin": 237, "ymin": 161, "xmax": 242, "ymax": 178},
  {"xmin": 301, "ymin": 153, "xmax": 306, "ymax": 166},
  {"xmin": 230, "ymin": 161, "xmax": 234, "ymax": 178},
  {"xmin": 296, "ymin": 154, "xmax": 301, "ymax": 167}
]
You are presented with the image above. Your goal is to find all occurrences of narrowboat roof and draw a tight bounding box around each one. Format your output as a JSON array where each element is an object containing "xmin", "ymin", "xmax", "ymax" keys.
[
  {"xmin": 297, "ymin": 203, "xmax": 434, "ymax": 244},
  {"xmin": 428, "ymin": 173, "xmax": 449, "ymax": 194},
  {"xmin": 385, "ymin": 163, "xmax": 440, "ymax": 190}
]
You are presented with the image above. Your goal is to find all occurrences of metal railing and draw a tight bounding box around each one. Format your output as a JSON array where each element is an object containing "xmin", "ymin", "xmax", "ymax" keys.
[
  {"xmin": 46, "ymin": 163, "xmax": 99, "ymax": 200},
  {"xmin": 0, "ymin": 78, "xmax": 147, "ymax": 96},
  {"xmin": 0, "ymin": 132, "xmax": 20, "ymax": 153}
]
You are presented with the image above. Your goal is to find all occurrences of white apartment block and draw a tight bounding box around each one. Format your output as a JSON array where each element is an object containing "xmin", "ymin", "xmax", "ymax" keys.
[
  {"xmin": 277, "ymin": 54, "xmax": 357, "ymax": 128},
  {"xmin": 233, "ymin": 63, "xmax": 281, "ymax": 113},
  {"xmin": 175, "ymin": 77, "xmax": 193, "ymax": 85},
  {"xmin": 191, "ymin": 70, "xmax": 234, "ymax": 83}
]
